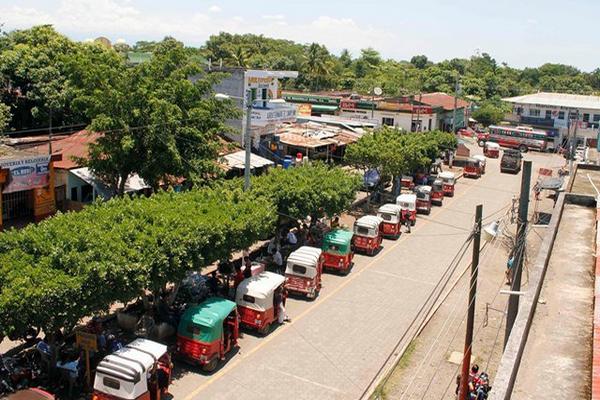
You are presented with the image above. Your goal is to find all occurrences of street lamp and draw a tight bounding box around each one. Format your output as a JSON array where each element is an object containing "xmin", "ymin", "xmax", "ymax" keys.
[{"xmin": 215, "ymin": 90, "xmax": 253, "ymax": 191}]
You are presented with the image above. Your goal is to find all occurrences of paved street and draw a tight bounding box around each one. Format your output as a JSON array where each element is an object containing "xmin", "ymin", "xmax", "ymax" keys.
[{"xmin": 169, "ymin": 149, "xmax": 563, "ymax": 400}]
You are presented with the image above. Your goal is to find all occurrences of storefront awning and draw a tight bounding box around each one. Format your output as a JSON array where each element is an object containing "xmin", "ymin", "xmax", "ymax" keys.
[{"xmin": 311, "ymin": 105, "xmax": 339, "ymax": 113}]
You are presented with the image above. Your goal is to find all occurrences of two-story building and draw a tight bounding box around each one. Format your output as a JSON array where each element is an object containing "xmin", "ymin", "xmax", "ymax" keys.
[
  {"xmin": 200, "ymin": 67, "xmax": 299, "ymax": 148},
  {"xmin": 503, "ymin": 92, "xmax": 600, "ymax": 146}
]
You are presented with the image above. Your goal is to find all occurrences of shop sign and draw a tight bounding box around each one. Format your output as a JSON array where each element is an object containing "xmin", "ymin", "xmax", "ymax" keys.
[{"xmin": 0, "ymin": 155, "xmax": 51, "ymax": 193}]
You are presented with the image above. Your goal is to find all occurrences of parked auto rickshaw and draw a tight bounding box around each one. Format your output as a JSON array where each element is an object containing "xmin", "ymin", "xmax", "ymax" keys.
[
  {"xmin": 473, "ymin": 155, "xmax": 486, "ymax": 174},
  {"xmin": 484, "ymin": 142, "xmax": 500, "ymax": 158},
  {"xmin": 396, "ymin": 193, "xmax": 417, "ymax": 225},
  {"xmin": 377, "ymin": 203, "xmax": 403, "ymax": 239},
  {"xmin": 176, "ymin": 297, "xmax": 239, "ymax": 372},
  {"xmin": 415, "ymin": 186, "xmax": 432, "ymax": 215},
  {"xmin": 322, "ymin": 229, "xmax": 354, "ymax": 274},
  {"xmin": 431, "ymin": 178, "xmax": 444, "ymax": 205},
  {"xmin": 93, "ymin": 338, "xmax": 172, "ymax": 400},
  {"xmin": 464, "ymin": 158, "xmax": 482, "ymax": 179},
  {"xmin": 439, "ymin": 171, "xmax": 456, "ymax": 197},
  {"xmin": 352, "ymin": 215, "xmax": 384, "ymax": 256},
  {"xmin": 285, "ymin": 246, "xmax": 323, "ymax": 299},
  {"xmin": 236, "ymin": 271, "xmax": 285, "ymax": 335},
  {"xmin": 401, "ymin": 175, "xmax": 415, "ymax": 190}
]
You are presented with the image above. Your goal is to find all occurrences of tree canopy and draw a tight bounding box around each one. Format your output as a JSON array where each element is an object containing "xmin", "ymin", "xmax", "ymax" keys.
[
  {"xmin": 0, "ymin": 164, "xmax": 360, "ymax": 338},
  {"xmin": 345, "ymin": 128, "xmax": 457, "ymax": 179}
]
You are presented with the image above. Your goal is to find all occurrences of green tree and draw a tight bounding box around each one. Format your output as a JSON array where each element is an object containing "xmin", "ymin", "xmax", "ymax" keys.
[
  {"xmin": 0, "ymin": 102, "xmax": 10, "ymax": 131},
  {"xmin": 410, "ymin": 55, "xmax": 430, "ymax": 69},
  {"xmin": 303, "ymin": 43, "xmax": 333, "ymax": 91},
  {"xmin": 71, "ymin": 38, "xmax": 238, "ymax": 195},
  {"xmin": 472, "ymin": 101, "xmax": 510, "ymax": 126}
]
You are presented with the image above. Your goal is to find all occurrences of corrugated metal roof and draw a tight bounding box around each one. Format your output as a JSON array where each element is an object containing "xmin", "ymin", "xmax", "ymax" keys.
[
  {"xmin": 503, "ymin": 92, "xmax": 600, "ymax": 111},
  {"xmin": 221, "ymin": 150, "xmax": 274, "ymax": 170}
]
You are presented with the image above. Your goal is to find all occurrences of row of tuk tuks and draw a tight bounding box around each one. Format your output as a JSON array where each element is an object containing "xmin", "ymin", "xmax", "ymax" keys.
[{"xmin": 90, "ymin": 171, "xmax": 461, "ymax": 400}]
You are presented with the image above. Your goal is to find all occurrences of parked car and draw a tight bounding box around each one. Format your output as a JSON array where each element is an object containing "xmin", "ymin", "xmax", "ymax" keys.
[{"xmin": 500, "ymin": 149, "xmax": 522, "ymax": 173}]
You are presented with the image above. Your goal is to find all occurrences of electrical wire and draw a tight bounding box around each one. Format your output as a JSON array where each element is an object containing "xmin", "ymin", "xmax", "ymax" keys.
[{"xmin": 358, "ymin": 233, "xmax": 475, "ymax": 399}]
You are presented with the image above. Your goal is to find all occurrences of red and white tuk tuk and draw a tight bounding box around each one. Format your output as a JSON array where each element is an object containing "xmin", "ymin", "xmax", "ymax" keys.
[
  {"xmin": 464, "ymin": 158, "xmax": 482, "ymax": 179},
  {"xmin": 484, "ymin": 142, "xmax": 500, "ymax": 158},
  {"xmin": 415, "ymin": 186, "xmax": 432, "ymax": 215},
  {"xmin": 236, "ymin": 271, "xmax": 286, "ymax": 335},
  {"xmin": 352, "ymin": 215, "xmax": 383, "ymax": 256},
  {"xmin": 396, "ymin": 193, "xmax": 417, "ymax": 225},
  {"xmin": 439, "ymin": 172, "xmax": 456, "ymax": 197},
  {"xmin": 431, "ymin": 178, "xmax": 444, "ymax": 205},
  {"xmin": 93, "ymin": 339, "xmax": 172, "ymax": 400},
  {"xmin": 401, "ymin": 175, "xmax": 415, "ymax": 191},
  {"xmin": 473, "ymin": 155, "xmax": 486, "ymax": 174},
  {"xmin": 377, "ymin": 204, "xmax": 402, "ymax": 239},
  {"xmin": 285, "ymin": 246, "xmax": 323, "ymax": 299}
]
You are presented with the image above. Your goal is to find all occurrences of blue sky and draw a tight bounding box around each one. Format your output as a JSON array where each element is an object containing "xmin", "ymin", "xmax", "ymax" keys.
[{"xmin": 1, "ymin": 0, "xmax": 598, "ymax": 71}]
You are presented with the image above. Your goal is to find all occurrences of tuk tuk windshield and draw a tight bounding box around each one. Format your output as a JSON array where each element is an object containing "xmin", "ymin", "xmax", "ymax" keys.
[
  {"xmin": 355, "ymin": 225, "xmax": 371, "ymax": 236},
  {"xmin": 322, "ymin": 229, "xmax": 353, "ymax": 254},
  {"xmin": 416, "ymin": 191, "xmax": 428, "ymax": 200},
  {"xmin": 378, "ymin": 212, "xmax": 398, "ymax": 223}
]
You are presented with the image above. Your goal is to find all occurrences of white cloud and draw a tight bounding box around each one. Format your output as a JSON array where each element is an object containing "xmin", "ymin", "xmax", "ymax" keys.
[
  {"xmin": 262, "ymin": 14, "xmax": 285, "ymax": 21},
  {"xmin": 0, "ymin": 1, "xmax": 396, "ymax": 57},
  {"xmin": 209, "ymin": 5, "xmax": 221, "ymax": 13},
  {"xmin": 527, "ymin": 18, "xmax": 538, "ymax": 25}
]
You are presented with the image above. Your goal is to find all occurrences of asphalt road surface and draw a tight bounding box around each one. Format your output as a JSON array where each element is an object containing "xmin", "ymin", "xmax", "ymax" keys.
[{"xmin": 169, "ymin": 149, "xmax": 563, "ymax": 400}]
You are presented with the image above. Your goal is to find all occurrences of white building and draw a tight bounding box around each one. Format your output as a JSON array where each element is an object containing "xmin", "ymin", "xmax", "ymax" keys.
[
  {"xmin": 503, "ymin": 92, "xmax": 600, "ymax": 145},
  {"xmin": 199, "ymin": 68, "xmax": 299, "ymax": 147}
]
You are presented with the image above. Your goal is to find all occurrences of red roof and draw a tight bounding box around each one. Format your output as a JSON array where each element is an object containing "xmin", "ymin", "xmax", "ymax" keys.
[
  {"xmin": 419, "ymin": 92, "xmax": 470, "ymax": 111},
  {"xmin": 31, "ymin": 130, "xmax": 101, "ymax": 169}
]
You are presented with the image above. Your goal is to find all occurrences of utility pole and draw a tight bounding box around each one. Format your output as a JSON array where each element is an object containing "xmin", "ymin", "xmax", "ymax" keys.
[
  {"xmin": 458, "ymin": 204, "xmax": 483, "ymax": 400},
  {"xmin": 48, "ymin": 109, "xmax": 53, "ymax": 154},
  {"xmin": 504, "ymin": 160, "xmax": 532, "ymax": 348},
  {"xmin": 416, "ymin": 92, "xmax": 422, "ymax": 132},
  {"xmin": 452, "ymin": 75, "xmax": 460, "ymax": 132},
  {"xmin": 243, "ymin": 89, "xmax": 253, "ymax": 191}
]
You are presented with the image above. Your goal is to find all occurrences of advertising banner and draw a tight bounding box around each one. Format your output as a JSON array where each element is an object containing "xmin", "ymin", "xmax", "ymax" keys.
[{"xmin": 0, "ymin": 155, "xmax": 51, "ymax": 193}]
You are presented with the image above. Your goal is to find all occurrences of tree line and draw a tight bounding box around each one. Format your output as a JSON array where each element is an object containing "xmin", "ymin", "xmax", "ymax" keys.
[{"xmin": 0, "ymin": 163, "xmax": 361, "ymax": 341}]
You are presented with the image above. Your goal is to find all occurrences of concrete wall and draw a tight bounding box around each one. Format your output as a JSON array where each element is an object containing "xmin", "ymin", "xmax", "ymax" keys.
[{"xmin": 338, "ymin": 109, "xmax": 438, "ymax": 132}]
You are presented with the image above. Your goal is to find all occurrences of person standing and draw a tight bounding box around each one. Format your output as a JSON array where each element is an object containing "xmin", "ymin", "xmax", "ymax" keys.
[
  {"xmin": 272, "ymin": 248, "xmax": 283, "ymax": 275},
  {"xmin": 505, "ymin": 257, "xmax": 514, "ymax": 285}
]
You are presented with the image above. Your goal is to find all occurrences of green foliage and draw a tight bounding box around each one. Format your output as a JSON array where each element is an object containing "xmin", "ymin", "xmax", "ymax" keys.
[
  {"xmin": 0, "ymin": 187, "xmax": 276, "ymax": 336},
  {"xmin": 472, "ymin": 100, "xmax": 511, "ymax": 126},
  {"xmin": 345, "ymin": 127, "xmax": 456, "ymax": 178},
  {"xmin": 71, "ymin": 38, "xmax": 238, "ymax": 195},
  {"xmin": 0, "ymin": 164, "xmax": 359, "ymax": 337},
  {"xmin": 0, "ymin": 102, "xmax": 9, "ymax": 131}
]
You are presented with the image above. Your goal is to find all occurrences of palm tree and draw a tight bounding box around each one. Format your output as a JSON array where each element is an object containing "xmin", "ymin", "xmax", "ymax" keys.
[
  {"xmin": 303, "ymin": 43, "xmax": 331, "ymax": 91},
  {"xmin": 228, "ymin": 45, "xmax": 248, "ymax": 68}
]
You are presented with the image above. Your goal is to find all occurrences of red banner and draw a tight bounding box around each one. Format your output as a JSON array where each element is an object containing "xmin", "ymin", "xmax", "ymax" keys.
[
  {"xmin": 340, "ymin": 100, "xmax": 357, "ymax": 109},
  {"xmin": 0, "ymin": 155, "xmax": 51, "ymax": 193}
]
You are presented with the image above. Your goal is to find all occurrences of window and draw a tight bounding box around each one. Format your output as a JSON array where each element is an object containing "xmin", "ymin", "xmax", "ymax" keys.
[
  {"xmin": 186, "ymin": 324, "xmax": 201, "ymax": 335},
  {"xmin": 250, "ymin": 88, "xmax": 257, "ymax": 101},
  {"xmin": 545, "ymin": 110, "xmax": 552, "ymax": 119},
  {"xmin": 382, "ymin": 117, "xmax": 394, "ymax": 126},
  {"xmin": 594, "ymin": 114, "xmax": 600, "ymax": 122},
  {"xmin": 428, "ymin": 119, "xmax": 432, "ymax": 131},
  {"xmin": 558, "ymin": 111, "xmax": 565, "ymax": 120},
  {"xmin": 356, "ymin": 226, "xmax": 369, "ymax": 235},
  {"xmin": 242, "ymin": 294, "xmax": 255, "ymax": 303},
  {"xmin": 569, "ymin": 111, "xmax": 578, "ymax": 120},
  {"xmin": 292, "ymin": 265, "xmax": 307, "ymax": 275},
  {"xmin": 71, "ymin": 187, "xmax": 78, "ymax": 201},
  {"xmin": 261, "ymin": 88, "xmax": 268, "ymax": 108},
  {"xmin": 81, "ymin": 184, "xmax": 93, "ymax": 203},
  {"xmin": 103, "ymin": 377, "xmax": 120, "ymax": 390},
  {"xmin": 380, "ymin": 213, "xmax": 392, "ymax": 221},
  {"xmin": 583, "ymin": 113, "xmax": 590, "ymax": 122},
  {"xmin": 529, "ymin": 109, "xmax": 540, "ymax": 117}
]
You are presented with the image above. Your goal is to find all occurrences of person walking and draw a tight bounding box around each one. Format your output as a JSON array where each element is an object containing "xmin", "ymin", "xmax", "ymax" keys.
[
  {"xmin": 272, "ymin": 248, "xmax": 283, "ymax": 275},
  {"xmin": 505, "ymin": 256, "xmax": 514, "ymax": 285}
]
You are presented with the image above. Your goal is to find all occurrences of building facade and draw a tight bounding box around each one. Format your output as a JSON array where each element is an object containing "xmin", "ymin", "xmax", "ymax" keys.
[
  {"xmin": 202, "ymin": 68, "xmax": 299, "ymax": 147},
  {"xmin": 0, "ymin": 147, "xmax": 59, "ymax": 230},
  {"xmin": 503, "ymin": 92, "xmax": 600, "ymax": 145}
]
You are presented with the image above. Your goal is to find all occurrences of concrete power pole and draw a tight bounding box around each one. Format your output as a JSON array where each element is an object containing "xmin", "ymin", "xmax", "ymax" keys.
[
  {"xmin": 504, "ymin": 160, "xmax": 532, "ymax": 347},
  {"xmin": 458, "ymin": 204, "xmax": 483, "ymax": 400}
]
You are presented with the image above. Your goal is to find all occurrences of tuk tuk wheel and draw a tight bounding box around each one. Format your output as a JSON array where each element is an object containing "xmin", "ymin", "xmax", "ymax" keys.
[
  {"xmin": 202, "ymin": 357, "xmax": 219, "ymax": 373},
  {"xmin": 258, "ymin": 323, "xmax": 271, "ymax": 336}
]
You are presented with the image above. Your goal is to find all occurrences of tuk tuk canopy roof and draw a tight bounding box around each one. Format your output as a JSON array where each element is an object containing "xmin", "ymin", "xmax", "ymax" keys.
[
  {"xmin": 439, "ymin": 171, "xmax": 456, "ymax": 181},
  {"xmin": 473, "ymin": 155, "xmax": 486, "ymax": 163},
  {"xmin": 94, "ymin": 339, "xmax": 167, "ymax": 400},
  {"xmin": 486, "ymin": 142, "xmax": 500, "ymax": 149},
  {"xmin": 287, "ymin": 246, "xmax": 322, "ymax": 268},
  {"xmin": 378, "ymin": 203, "xmax": 402, "ymax": 216},
  {"xmin": 236, "ymin": 271, "xmax": 285, "ymax": 312},
  {"xmin": 355, "ymin": 215, "xmax": 383, "ymax": 230},
  {"xmin": 415, "ymin": 185, "xmax": 432, "ymax": 194},
  {"xmin": 396, "ymin": 193, "xmax": 417, "ymax": 208},
  {"xmin": 178, "ymin": 297, "xmax": 236, "ymax": 342},
  {"xmin": 286, "ymin": 246, "xmax": 322, "ymax": 279},
  {"xmin": 322, "ymin": 229, "xmax": 353, "ymax": 254}
]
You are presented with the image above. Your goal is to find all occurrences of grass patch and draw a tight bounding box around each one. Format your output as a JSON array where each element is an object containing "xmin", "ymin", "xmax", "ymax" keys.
[{"xmin": 370, "ymin": 340, "xmax": 418, "ymax": 400}]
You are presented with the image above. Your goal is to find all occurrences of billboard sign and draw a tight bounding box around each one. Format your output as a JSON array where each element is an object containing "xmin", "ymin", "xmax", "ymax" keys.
[{"xmin": 0, "ymin": 155, "xmax": 51, "ymax": 193}]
